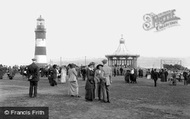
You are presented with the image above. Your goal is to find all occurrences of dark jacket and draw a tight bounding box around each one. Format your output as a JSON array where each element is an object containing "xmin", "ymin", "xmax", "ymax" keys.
[
  {"xmin": 28, "ymin": 62, "xmax": 40, "ymax": 82},
  {"xmin": 85, "ymin": 68, "xmax": 95, "ymax": 90},
  {"xmin": 48, "ymin": 67, "xmax": 57, "ymax": 79},
  {"xmin": 153, "ymin": 71, "xmax": 159, "ymax": 80},
  {"xmin": 183, "ymin": 72, "xmax": 188, "ymax": 80}
]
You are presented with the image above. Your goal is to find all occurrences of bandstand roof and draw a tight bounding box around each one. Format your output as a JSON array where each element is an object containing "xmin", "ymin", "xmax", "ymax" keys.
[{"xmin": 105, "ymin": 37, "xmax": 140, "ymax": 58}]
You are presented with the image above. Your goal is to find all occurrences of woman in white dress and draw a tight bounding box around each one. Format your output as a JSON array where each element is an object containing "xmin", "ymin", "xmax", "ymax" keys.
[
  {"xmin": 60, "ymin": 66, "xmax": 67, "ymax": 83},
  {"xmin": 146, "ymin": 69, "xmax": 151, "ymax": 79}
]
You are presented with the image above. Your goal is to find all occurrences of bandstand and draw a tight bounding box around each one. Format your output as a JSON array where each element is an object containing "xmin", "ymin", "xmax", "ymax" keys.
[{"xmin": 105, "ymin": 36, "xmax": 140, "ymax": 68}]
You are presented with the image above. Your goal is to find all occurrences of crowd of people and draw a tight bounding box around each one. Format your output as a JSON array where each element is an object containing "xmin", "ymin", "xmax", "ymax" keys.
[
  {"xmin": 1, "ymin": 61, "xmax": 190, "ymax": 102},
  {"xmin": 85, "ymin": 60, "xmax": 112, "ymax": 103},
  {"xmin": 124, "ymin": 68, "xmax": 138, "ymax": 83},
  {"xmin": 0, "ymin": 65, "xmax": 19, "ymax": 80},
  {"xmin": 144, "ymin": 68, "xmax": 190, "ymax": 87},
  {"xmin": 114, "ymin": 66, "xmax": 190, "ymax": 87},
  {"xmin": 25, "ymin": 58, "xmax": 112, "ymax": 103}
]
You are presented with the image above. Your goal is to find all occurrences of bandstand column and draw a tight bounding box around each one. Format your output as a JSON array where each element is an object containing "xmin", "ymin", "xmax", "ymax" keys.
[
  {"xmin": 126, "ymin": 57, "xmax": 128, "ymax": 66},
  {"xmin": 134, "ymin": 57, "xmax": 137, "ymax": 68},
  {"xmin": 115, "ymin": 59, "xmax": 117, "ymax": 66},
  {"xmin": 129, "ymin": 60, "xmax": 131, "ymax": 67},
  {"xmin": 131, "ymin": 57, "xmax": 134, "ymax": 68},
  {"xmin": 117, "ymin": 58, "xmax": 119, "ymax": 66},
  {"xmin": 110, "ymin": 58, "xmax": 113, "ymax": 67},
  {"xmin": 125, "ymin": 57, "xmax": 127, "ymax": 67},
  {"xmin": 119, "ymin": 58, "xmax": 121, "ymax": 66},
  {"xmin": 117, "ymin": 59, "xmax": 119, "ymax": 66},
  {"xmin": 122, "ymin": 59, "xmax": 124, "ymax": 66}
]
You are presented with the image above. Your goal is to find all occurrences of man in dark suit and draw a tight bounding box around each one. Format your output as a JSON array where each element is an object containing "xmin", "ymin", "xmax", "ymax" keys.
[
  {"xmin": 28, "ymin": 58, "xmax": 40, "ymax": 98},
  {"xmin": 152, "ymin": 69, "xmax": 159, "ymax": 87}
]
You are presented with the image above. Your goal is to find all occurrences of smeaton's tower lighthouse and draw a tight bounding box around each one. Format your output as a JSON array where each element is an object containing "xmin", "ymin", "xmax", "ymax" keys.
[{"xmin": 34, "ymin": 15, "xmax": 47, "ymax": 67}]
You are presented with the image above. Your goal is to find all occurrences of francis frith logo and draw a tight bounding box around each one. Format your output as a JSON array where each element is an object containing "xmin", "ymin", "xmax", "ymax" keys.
[{"xmin": 143, "ymin": 9, "xmax": 180, "ymax": 31}]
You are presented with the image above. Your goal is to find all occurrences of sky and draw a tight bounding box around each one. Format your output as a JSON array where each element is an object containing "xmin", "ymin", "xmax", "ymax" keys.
[{"xmin": 0, "ymin": 0, "xmax": 189, "ymax": 66}]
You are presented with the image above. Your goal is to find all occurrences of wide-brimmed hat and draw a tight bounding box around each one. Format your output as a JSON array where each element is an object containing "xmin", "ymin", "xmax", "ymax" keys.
[
  {"xmin": 53, "ymin": 64, "xmax": 57, "ymax": 68},
  {"xmin": 88, "ymin": 62, "xmax": 95, "ymax": 67},
  {"xmin": 102, "ymin": 59, "xmax": 107, "ymax": 64},
  {"xmin": 96, "ymin": 64, "xmax": 103, "ymax": 69}
]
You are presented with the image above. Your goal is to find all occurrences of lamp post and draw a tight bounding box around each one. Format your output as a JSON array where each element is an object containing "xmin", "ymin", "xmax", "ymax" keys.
[
  {"xmin": 60, "ymin": 57, "xmax": 62, "ymax": 66},
  {"xmin": 85, "ymin": 56, "xmax": 86, "ymax": 66}
]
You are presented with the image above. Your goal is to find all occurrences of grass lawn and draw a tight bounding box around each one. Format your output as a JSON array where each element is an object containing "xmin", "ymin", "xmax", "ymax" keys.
[{"xmin": 0, "ymin": 73, "xmax": 190, "ymax": 119}]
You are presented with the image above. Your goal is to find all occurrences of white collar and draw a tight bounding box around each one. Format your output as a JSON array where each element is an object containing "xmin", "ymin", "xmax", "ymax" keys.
[{"xmin": 89, "ymin": 67, "xmax": 94, "ymax": 70}]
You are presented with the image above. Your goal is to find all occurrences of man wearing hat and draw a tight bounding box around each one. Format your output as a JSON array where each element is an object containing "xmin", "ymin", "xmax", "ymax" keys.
[
  {"xmin": 102, "ymin": 59, "xmax": 112, "ymax": 103},
  {"xmin": 27, "ymin": 58, "xmax": 40, "ymax": 98}
]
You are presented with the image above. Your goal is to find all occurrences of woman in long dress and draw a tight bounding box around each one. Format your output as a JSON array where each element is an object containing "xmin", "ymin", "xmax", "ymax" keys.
[
  {"xmin": 85, "ymin": 62, "xmax": 95, "ymax": 101},
  {"xmin": 67, "ymin": 64, "xmax": 80, "ymax": 97},
  {"xmin": 160, "ymin": 69, "xmax": 165, "ymax": 82},
  {"xmin": 60, "ymin": 66, "xmax": 67, "ymax": 83}
]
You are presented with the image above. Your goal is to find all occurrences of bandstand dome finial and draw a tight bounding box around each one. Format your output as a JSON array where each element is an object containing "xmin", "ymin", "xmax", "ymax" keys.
[
  {"xmin": 37, "ymin": 15, "xmax": 44, "ymax": 21},
  {"xmin": 120, "ymin": 34, "xmax": 125, "ymax": 44}
]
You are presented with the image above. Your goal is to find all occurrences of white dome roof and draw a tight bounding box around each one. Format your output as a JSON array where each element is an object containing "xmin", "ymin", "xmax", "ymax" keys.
[{"xmin": 113, "ymin": 38, "xmax": 131, "ymax": 55}]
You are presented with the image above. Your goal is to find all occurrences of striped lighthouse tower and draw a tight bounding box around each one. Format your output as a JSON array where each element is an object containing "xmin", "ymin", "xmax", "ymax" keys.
[{"xmin": 34, "ymin": 15, "xmax": 47, "ymax": 67}]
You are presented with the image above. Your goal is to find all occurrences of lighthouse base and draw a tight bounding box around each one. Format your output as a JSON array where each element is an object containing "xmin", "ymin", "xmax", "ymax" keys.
[
  {"xmin": 36, "ymin": 63, "xmax": 47, "ymax": 68},
  {"xmin": 35, "ymin": 55, "xmax": 47, "ymax": 67}
]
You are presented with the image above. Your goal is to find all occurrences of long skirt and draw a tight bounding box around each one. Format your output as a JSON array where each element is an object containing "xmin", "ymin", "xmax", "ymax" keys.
[
  {"xmin": 60, "ymin": 73, "xmax": 66, "ymax": 83},
  {"xmin": 187, "ymin": 78, "xmax": 190, "ymax": 84},
  {"xmin": 161, "ymin": 74, "xmax": 165, "ymax": 82},
  {"xmin": 85, "ymin": 88, "xmax": 94, "ymax": 101},
  {"xmin": 85, "ymin": 83, "xmax": 95, "ymax": 101},
  {"xmin": 48, "ymin": 77, "xmax": 57, "ymax": 86},
  {"xmin": 85, "ymin": 79, "xmax": 95, "ymax": 101},
  {"xmin": 68, "ymin": 81, "xmax": 79, "ymax": 96},
  {"xmin": 125, "ymin": 75, "xmax": 130, "ymax": 83},
  {"xmin": 147, "ymin": 74, "xmax": 151, "ymax": 79}
]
